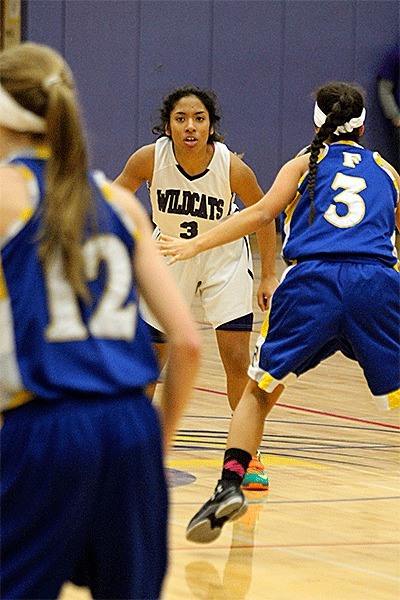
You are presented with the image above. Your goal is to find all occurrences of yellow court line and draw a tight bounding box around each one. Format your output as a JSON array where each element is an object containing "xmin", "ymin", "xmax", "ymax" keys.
[{"xmin": 176, "ymin": 435, "xmax": 226, "ymax": 442}]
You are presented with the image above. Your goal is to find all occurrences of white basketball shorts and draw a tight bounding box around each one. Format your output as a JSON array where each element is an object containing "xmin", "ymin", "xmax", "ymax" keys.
[{"xmin": 140, "ymin": 228, "xmax": 254, "ymax": 331}]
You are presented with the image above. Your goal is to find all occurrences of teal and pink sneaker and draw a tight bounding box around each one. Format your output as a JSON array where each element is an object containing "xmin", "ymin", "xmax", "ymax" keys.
[{"xmin": 242, "ymin": 450, "xmax": 269, "ymax": 490}]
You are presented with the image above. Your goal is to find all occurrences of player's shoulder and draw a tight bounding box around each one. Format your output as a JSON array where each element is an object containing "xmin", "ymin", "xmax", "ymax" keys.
[
  {"xmin": 123, "ymin": 143, "xmax": 155, "ymax": 178},
  {"xmin": 0, "ymin": 165, "xmax": 35, "ymax": 235},
  {"xmin": 99, "ymin": 172, "xmax": 151, "ymax": 232},
  {"xmin": 228, "ymin": 148, "xmax": 253, "ymax": 172},
  {"xmin": 373, "ymin": 153, "xmax": 400, "ymax": 188},
  {"xmin": 132, "ymin": 143, "xmax": 156, "ymax": 160},
  {"xmin": 96, "ymin": 171, "xmax": 136, "ymax": 204},
  {"xmin": 294, "ymin": 144, "xmax": 311, "ymax": 157},
  {"xmin": 0, "ymin": 164, "xmax": 32, "ymax": 200}
]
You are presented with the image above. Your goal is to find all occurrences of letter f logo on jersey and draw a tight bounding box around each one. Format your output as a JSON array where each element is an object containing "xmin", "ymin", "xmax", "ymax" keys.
[{"xmin": 342, "ymin": 152, "xmax": 362, "ymax": 168}]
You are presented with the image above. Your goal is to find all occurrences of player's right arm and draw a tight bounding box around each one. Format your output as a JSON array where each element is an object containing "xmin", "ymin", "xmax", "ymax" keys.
[
  {"xmin": 113, "ymin": 144, "xmax": 155, "ymax": 194},
  {"xmin": 157, "ymin": 154, "xmax": 309, "ymax": 263}
]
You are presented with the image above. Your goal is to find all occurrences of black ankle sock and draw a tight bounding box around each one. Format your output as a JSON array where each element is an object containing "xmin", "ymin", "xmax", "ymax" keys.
[{"xmin": 221, "ymin": 448, "xmax": 252, "ymax": 484}]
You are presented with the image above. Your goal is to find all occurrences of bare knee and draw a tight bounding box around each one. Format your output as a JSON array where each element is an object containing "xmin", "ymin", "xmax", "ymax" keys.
[{"xmin": 216, "ymin": 330, "xmax": 250, "ymax": 376}]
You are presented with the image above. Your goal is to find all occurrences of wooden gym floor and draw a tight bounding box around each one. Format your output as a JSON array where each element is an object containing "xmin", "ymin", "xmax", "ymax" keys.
[{"xmin": 60, "ymin": 237, "xmax": 400, "ymax": 600}]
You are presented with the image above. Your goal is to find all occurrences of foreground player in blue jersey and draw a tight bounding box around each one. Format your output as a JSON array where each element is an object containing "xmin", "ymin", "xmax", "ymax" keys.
[
  {"xmin": 158, "ymin": 81, "xmax": 400, "ymax": 543},
  {"xmin": 0, "ymin": 43, "xmax": 200, "ymax": 597}
]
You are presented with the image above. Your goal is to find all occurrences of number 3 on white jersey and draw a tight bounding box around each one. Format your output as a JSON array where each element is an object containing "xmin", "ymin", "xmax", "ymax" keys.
[
  {"xmin": 324, "ymin": 173, "xmax": 366, "ymax": 228},
  {"xmin": 45, "ymin": 234, "xmax": 137, "ymax": 342}
]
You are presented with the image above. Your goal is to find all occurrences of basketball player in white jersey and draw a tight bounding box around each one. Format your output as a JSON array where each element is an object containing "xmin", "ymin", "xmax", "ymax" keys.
[{"xmin": 115, "ymin": 85, "xmax": 279, "ymax": 489}]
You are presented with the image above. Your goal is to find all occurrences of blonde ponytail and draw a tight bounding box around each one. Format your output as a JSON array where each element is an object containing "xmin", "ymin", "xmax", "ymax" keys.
[
  {"xmin": 0, "ymin": 42, "xmax": 95, "ymax": 301},
  {"xmin": 41, "ymin": 72, "xmax": 94, "ymax": 302}
]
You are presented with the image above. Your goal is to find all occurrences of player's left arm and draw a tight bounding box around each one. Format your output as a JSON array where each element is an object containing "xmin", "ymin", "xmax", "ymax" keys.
[
  {"xmin": 107, "ymin": 181, "xmax": 201, "ymax": 453},
  {"xmin": 230, "ymin": 152, "xmax": 279, "ymax": 311}
]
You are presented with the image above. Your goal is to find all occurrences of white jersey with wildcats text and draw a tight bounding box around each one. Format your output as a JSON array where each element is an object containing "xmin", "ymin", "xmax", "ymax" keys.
[{"xmin": 149, "ymin": 137, "xmax": 236, "ymax": 238}]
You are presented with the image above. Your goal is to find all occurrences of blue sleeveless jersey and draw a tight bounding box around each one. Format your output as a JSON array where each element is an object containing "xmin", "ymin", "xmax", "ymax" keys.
[
  {"xmin": 281, "ymin": 142, "xmax": 399, "ymax": 265},
  {"xmin": 0, "ymin": 150, "xmax": 159, "ymax": 408}
]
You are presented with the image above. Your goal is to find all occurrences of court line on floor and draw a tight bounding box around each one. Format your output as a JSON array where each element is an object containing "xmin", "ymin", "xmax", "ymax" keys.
[
  {"xmin": 275, "ymin": 545, "xmax": 400, "ymax": 581},
  {"xmin": 194, "ymin": 386, "xmax": 400, "ymax": 430},
  {"xmin": 172, "ymin": 540, "xmax": 400, "ymax": 583},
  {"xmin": 173, "ymin": 540, "xmax": 400, "ymax": 551},
  {"xmin": 173, "ymin": 495, "xmax": 400, "ymax": 506}
]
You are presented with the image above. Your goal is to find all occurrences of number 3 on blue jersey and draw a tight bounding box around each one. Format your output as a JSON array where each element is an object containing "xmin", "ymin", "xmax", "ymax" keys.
[{"xmin": 324, "ymin": 172, "xmax": 367, "ymax": 229}]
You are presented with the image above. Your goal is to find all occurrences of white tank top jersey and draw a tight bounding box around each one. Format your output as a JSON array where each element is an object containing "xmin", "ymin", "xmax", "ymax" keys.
[{"xmin": 149, "ymin": 137, "xmax": 237, "ymax": 238}]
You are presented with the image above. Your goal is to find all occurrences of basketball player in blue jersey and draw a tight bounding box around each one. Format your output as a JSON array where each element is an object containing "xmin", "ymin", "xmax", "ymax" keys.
[
  {"xmin": 158, "ymin": 81, "xmax": 400, "ymax": 543},
  {"xmin": 115, "ymin": 86, "xmax": 279, "ymax": 491},
  {"xmin": 0, "ymin": 43, "xmax": 200, "ymax": 598}
]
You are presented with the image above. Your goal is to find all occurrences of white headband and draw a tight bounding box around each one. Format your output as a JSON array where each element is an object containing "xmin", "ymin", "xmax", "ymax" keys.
[
  {"xmin": 0, "ymin": 83, "xmax": 46, "ymax": 133},
  {"xmin": 313, "ymin": 102, "xmax": 366, "ymax": 135}
]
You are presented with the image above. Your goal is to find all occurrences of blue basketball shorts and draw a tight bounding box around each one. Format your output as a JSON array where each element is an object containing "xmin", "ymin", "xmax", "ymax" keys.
[
  {"xmin": 248, "ymin": 260, "xmax": 400, "ymax": 409},
  {"xmin": 1, "ymin": 393, "xmax": 168, "ymax": 599}
]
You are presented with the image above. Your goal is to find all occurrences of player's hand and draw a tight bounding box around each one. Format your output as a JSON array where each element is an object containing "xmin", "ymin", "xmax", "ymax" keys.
[
  {"xmin": 256, "ymin": 274, "xmax": 279, "ymax": 311},
  {"xmin": 157, "ymin": 234, "xmax": 197, "ymax": 264}
]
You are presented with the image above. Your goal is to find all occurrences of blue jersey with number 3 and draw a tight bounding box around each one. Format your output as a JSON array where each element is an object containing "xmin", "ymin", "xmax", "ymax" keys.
[
  {"xmin": 0, "ymin": 151, "xmax": 159, "ymax": 408},
  {"xmin": 281, "ymin": 141, "xmax": 399, "ymax": 265}
]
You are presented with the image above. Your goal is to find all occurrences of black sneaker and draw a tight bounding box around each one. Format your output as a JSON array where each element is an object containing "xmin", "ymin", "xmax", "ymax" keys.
[{"xmin": 186, "ymin": 480, "xmax": 248, "ymax": 544}]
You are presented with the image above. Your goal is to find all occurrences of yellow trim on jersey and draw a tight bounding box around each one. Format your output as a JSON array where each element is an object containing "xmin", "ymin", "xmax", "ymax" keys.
[
  {"xmin": 99, "ymin": 180, "xmax": 114, "ymax": 201},
  {"xmin": 374, "ymin": 152, "xmax": 399, "ymax": 192},
  {"xmin": 16, "ymin": 164, "xmax": 35, "ymax": 182},
  {"xmin": 35, "ymin": 144, "xmax": 51, "ymax": 159},
  {"xmin": 283, "ymin": 191, "xmax": 302, "ymax": 230},
  {"xmin": 8, "ymin": 390, "xmax": 35, "ymax": 410},
  {"xmin": 0, "ymin": 263, "xmax": 8, "ymax": 301},
  {"xmin": 133, "ymin": 229, "xmax": 141, "ymax": 242},
  {"xmin": 260, "ymin": 310, "xmax": 270, "ymax": 338},
  {"xmin": 259, "ymin": 372, "xmax": 274, "ymax": 391},
  {"xmin": 18, "ymin": 207, "xmax": 34, "ymax": 222},
  {"xmin": 298, "ymin": 172, "xmax": 307, "ymax": 186},
  {"xmin": 388, "ymin": 389, "xmax": 400, "ymax": 410},
  {"xmin": 14, "ymin": 167, "xmax": 38, "ymax": 225},
  {"xmin": 98, "ymin": 178, "xmax": 141, "ymax": 242},
  {"xmin": 336, "ymin": 140, "xmax": 359, "ymax": 146}
]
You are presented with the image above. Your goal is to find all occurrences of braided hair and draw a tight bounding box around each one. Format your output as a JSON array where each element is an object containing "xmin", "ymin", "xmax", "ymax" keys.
[{"xmin": 307, "ymin": 81, "xmax": 365, "ymax": 224}]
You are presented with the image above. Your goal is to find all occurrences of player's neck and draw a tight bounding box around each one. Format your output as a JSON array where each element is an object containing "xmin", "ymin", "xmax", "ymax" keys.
[{"xmin": 172, "ymin": 142, "xmax": 214, "ymax": 176}]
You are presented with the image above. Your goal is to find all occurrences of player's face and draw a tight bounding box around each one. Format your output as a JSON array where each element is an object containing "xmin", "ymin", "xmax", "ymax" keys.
[{"xmin": 166, "ymin": 95, "xmax": 213, "ymax": 151}]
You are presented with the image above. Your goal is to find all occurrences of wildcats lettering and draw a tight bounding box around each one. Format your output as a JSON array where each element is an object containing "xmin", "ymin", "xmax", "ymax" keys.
[{"xmin": 157, "ymin": 189, "xmax": 224, "ymax": 220}]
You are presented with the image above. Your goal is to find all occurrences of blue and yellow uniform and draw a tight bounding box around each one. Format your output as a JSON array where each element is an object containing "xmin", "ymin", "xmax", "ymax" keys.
[
  {"xmin": 0, "ymin": 149, "xmax": 167, "ymax": 599},
  {"xmin": 249, "ymin": 142, "xmax": 400, "ymax": 410}
]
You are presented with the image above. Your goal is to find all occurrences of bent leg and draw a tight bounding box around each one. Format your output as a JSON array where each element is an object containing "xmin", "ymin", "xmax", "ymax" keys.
[
  {"xmin": 185, "ymin": 380, "xmax": 283, "ymax": 544},
  {"xmin": 227, "ymin": 379, "xmax": 284, "ymax": 453}
]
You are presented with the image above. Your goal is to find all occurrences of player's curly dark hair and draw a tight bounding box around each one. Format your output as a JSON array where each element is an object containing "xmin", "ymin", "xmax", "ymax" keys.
[
  {"xmin": 307, "ymin": 81, "xmax": 365, "ymax": 224},
  {"xmin": 152, "ymin": 85, "xmax": 223, "ymax": 143}
]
